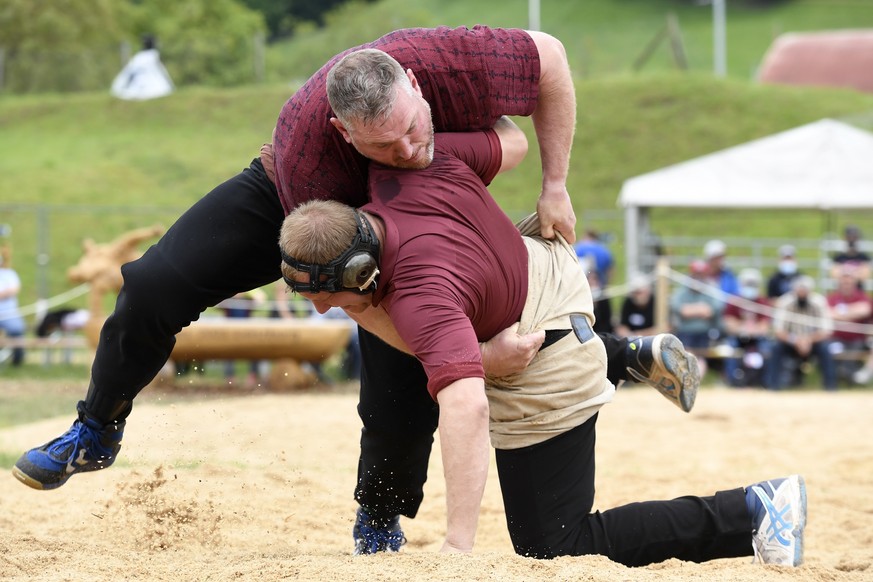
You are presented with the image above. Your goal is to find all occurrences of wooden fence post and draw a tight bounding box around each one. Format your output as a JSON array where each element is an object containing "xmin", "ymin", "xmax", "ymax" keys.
[{"xmin": 655, "ymin": 256, "xmax": 671, "ymax": 333}]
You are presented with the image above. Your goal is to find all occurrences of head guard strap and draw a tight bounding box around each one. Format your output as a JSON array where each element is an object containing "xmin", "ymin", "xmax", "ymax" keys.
[{"xmin": 281, "ymin": 211, "xmax": 380, "ymax": 295}]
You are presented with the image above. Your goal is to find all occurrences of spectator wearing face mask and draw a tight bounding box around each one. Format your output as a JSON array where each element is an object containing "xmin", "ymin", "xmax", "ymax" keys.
[
  {"xmin": 771, "ymin": 275, "xmax": 836, "ymax": 390},
  {"xmin": 767, "ymin": 245, "xmax": 801, "ymax": 299},
  {"xmin": 722, "ymin": 269, "xmax": 774, "ymax": 388}
]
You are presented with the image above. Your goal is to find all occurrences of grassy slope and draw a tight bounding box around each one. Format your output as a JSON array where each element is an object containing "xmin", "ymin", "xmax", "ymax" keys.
[
  {"xmin": 2, "ymin": 0, "xmax": 873, "ymax": 307},
  {"xmin": 267, "ymin": 0, "xmax": 873, "ymax": 81}
]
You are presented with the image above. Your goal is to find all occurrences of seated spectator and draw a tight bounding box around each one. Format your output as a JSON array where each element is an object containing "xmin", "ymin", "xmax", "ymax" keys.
[
  {"xmin": 671, "ymin": 259, "xmax": 724, "ymax": 376},
  {"xmin": 722, "ymin": 268, "xmax": 774, "ymax": 388},
  {"xmin": 767, "ymin": 244, "xmax": 801, "ymax": 300},
  {"xmin": 703, "ymin": 239, "xmax": 739, "ymax": 300},
  {"xmin": 826, "ymin": 265, "xmax": 873, "ymax": 384},
  {"xmin": 0, "ymin": 249, "xmax": 26, "ymax": 366},
  {"xmin": 830, "ymin": 225, "xmax": 871, "ymax": 284},
  {"xmin": 616, "ymin": 273, "xmax": 658, "ymax": 338},
  {"xmin": 771, "ymin": 275, "xmax": 836, "ymax": 391}
]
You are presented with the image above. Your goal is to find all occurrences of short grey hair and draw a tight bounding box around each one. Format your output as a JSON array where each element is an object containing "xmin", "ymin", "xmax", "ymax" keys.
[{"xmin": 326, "ymin": 49, "xmax": 413, "ymax": 127}]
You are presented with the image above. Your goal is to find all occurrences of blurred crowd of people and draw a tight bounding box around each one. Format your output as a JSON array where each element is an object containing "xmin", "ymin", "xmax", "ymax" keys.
[
  {"xmin": 576, "ymin": 225, "xmax": 873, "ymax": 391},
  {"xmin": 7, "ymin": 220, "xmax": 872, "ymax": 394}
]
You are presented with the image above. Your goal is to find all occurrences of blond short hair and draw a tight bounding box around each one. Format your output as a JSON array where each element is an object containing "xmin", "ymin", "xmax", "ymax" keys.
[{"xmin": 279, "ymin": 200, "xmax": 358, "ymax": 282}]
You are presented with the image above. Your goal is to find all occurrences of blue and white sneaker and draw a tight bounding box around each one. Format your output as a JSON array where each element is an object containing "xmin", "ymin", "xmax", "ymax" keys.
[
  {"xmin": 746, "ymin": 475, "xmax": 807, "ymax": 566},
  {"xmin": 353, "ymin": 506, "xmax": 406, "ymax": 555},
  {"xmin": 12, "ymin": 416, "xmax": 125, "ymax": 490}
]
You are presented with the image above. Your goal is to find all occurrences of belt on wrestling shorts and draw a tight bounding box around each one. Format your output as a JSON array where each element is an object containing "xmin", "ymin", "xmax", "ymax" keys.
[{"xmin": 539, "ymin": 314, "xmax": 596, "ymax": 351}]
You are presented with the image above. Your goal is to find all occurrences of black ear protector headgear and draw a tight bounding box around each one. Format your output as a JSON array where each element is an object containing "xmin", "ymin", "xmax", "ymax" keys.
[{"xmin": 281, "ymin": 211, "xmax": 380, "ymax": 295}]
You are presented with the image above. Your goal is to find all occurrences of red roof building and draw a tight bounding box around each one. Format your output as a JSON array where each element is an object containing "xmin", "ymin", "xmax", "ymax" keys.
[{"xmin": 758, "ymin": 30, "xmax": 873, "ymax": 94}]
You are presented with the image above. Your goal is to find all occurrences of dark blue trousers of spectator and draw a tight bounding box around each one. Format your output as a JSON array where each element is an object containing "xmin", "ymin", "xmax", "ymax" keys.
[
  {"xmin": 771, "ymin": 339, "xmax": 837, "ymax": 390},
  {"xmin": 724, "ymin": 337, "xmax": 775, "ymax": 388}
]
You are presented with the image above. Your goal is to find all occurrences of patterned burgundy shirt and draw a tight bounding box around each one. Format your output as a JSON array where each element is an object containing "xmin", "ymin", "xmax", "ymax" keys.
[{"xmin": 272, "ymin": 26, "xmax": 540, "ymax": 214}]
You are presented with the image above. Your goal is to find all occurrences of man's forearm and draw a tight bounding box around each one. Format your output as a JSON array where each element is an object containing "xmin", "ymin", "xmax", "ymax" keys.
[
  {"xmin": 345, "ymin": 308, "xmax": 543, "ymax": 376},
  {"xmin": 436, "ymin": 378, "xmax": 491, "ymax": 552}
]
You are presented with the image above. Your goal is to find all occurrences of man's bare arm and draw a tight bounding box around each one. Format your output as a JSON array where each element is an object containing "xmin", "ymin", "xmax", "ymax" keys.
[
  {"xmin": 526, "ymin": 30, "xmax": 577, "ymax": 243},
  {"xmin": 492, "ymin": 116, "xmax": 528, "ymax": 174},
  {"xmin": 435, "ymin": 377, "xmax": 490, "ymax": 552},
  {"xmin": 344, "ymin": 305, "xmax": 412, "ymax": 352},
  {"xmin": 346, "ymin": 308, "xmax": 543, "ymax": 376}
]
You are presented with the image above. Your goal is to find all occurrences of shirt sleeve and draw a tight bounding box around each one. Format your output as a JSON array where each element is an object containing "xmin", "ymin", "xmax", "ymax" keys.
[
  {"xmin": 384, "ymin": 287, "xmax": 485, "ymax": 400},
  {"xmin": 433, "ymin": 131, "xmax": 502, "ymax": 185}
]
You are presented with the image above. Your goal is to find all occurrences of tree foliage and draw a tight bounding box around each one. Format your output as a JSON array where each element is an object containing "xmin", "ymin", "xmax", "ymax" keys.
[
  {"xmin": 238, "ymin": 0, "xmax": 377, "ymax": 41},
  {"xmin": 0, "ymin": 0, "xmax": 125, "ymax": 92},
  {"xmin": 0, "ymin": 0, "xmax": 266, "ymax": 93}
]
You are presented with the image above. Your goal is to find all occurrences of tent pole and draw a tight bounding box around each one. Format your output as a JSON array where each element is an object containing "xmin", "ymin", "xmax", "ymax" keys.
[{"xmin": 624, "ymin": 205, "xmax": 639, "ymax": 281}]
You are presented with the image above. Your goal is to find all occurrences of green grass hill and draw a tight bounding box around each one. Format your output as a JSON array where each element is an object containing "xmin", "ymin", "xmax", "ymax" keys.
[{"xmin": 3, "ymin": 0, "xmax": 873, "ymax": 311}]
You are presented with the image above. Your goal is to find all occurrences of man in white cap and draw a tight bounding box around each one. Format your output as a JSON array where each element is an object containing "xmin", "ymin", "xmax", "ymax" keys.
[{"xmin": 703, "ymin": 239, "xmax": 738, "ymax": 299}]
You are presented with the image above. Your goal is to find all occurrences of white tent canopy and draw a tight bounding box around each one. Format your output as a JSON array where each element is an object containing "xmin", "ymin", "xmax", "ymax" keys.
[{"xmin": 618, "ymin": 119, "xmax": 873, "ymax": 277}]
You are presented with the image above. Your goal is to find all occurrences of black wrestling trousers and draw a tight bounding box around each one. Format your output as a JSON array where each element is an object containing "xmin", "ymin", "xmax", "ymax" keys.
[
  {"xmin": 495, "ymin": 415, "xmax": 753, "ymax": 565},
  {"xmin": 90, "ymin": 158, "xmax": 286, "ymax": 401}
]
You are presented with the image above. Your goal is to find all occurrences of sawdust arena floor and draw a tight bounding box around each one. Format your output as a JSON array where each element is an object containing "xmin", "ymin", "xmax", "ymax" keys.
[{"xmin": 1, "ymin": 380, "xmax": 872, "ymax": 581}]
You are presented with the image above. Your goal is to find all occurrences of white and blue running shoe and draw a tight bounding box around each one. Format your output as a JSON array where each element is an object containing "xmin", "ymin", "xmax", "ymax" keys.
[{"xmin": 746, "ymin": 474, "xmax": 807, "ymax": 566}]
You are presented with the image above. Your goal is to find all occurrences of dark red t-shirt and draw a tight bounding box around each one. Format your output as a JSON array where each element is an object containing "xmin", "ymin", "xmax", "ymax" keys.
[
  {"xmin": 827, "ymin": 288, "xmax": 873, "ymax": 342},
  {"xmin": 363, "ymin": 131, "xmax": 528, "ymax": 398},
  {"xmin": 272, "ymin": 26, "xmax": 540, "ymax": 214}
]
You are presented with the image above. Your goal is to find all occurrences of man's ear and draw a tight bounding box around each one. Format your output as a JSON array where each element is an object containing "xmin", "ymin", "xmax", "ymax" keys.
[
  {"xmin": 405, "ymin": 69, "xmax": 423, "ymax": 97},
  {"xmin": 330, "ymin": 117, "xmax": 353, "ymax": 144}
]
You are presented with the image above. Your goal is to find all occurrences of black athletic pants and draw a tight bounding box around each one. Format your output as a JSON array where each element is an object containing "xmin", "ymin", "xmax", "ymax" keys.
[
  {"xmin": 496, "ymin": 414, "xmax": 753, "ymax": 565},
  {"xmin": 86, "ymin": 159, "xmax": 631, "ymax": 520}
]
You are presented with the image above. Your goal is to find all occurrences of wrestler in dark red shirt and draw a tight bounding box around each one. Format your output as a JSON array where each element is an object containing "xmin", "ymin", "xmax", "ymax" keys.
[
  {"xmin": 272, "ymin": 26, "xmax": 539, "ymax": 213},
  {"xmin": 365, "ymin": 130, "xmax": 527, "ymax": 396}
]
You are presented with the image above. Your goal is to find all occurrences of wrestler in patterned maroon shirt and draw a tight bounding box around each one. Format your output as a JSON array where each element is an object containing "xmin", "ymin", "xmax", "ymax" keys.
[{"xmin": 271, "ymin": 25, "xmax": 540, "ymax": 214}]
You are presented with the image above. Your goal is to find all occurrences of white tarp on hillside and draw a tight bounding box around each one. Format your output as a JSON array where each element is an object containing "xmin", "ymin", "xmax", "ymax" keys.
[
  {"xmin": 110, "ymin": 48, "xmax": 175, "ymax": 101},
  {"xmin": 619, "ymin": 119, "xmax": 873, "ymax": 210}
]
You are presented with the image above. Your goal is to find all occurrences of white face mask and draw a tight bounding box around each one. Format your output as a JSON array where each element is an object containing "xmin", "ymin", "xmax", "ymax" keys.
[
  {"xmin": 778, "ymin": 260, "xmax": 797, "ymax": 275},
  {"xmin": 739, "ymin": 285, "xmax": 759, "ymax": 300}
]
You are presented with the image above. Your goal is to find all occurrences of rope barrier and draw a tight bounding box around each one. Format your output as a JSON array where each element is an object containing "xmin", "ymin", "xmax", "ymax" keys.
[{"xmin": 1, "ymin": 283, "xmax": 91, "ymax": 322}]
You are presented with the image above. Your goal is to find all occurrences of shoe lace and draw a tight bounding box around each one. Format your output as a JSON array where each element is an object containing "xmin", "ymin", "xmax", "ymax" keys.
[
  {"xmin": 357, "ymin": 523, "xmax": 405, "ymax": 553},
  {"xmin": 47, "ymin": 421, "xmax": 106, "ymax": 462}
]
